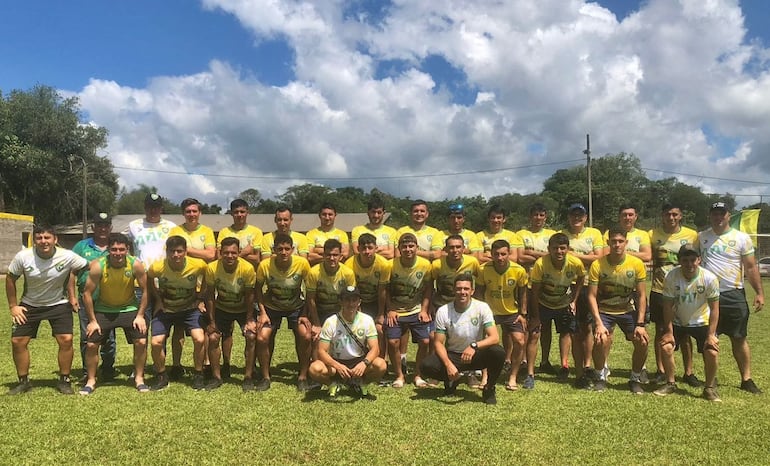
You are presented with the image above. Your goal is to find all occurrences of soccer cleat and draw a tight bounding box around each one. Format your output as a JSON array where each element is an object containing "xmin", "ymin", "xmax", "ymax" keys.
[
  {"xmin": 639, "ymin": 368, "xmax": 649, "ymax": 384},
  {"xmin": 557, "ymin": 366, "xmax": 570, "ymax": 381},
  {"xmin": 8, "ymin": 380, "xmax": 32, "ymax": 395},
  {"xmin": 593, "ymin": 379, "xmax": 607, "ymax": 392},
  {"xmin": 502, "ymin": 361, "xmax": 512, "ymax": 374},
  {"xmin": 574, "ymin": 375, "xmax": 592, "ymax": 390},
  {"xmin": 653, "ymin": 382, "xmax": 677, "ymax": 396},
  {"xmin": 444, "ymin": 379, "xmax": 459, "ymax": 396},
  {"xmin": 629, "ymin": 380, "xmax": 644, "ymax": 395},
  {"xmin": 522, "ymin": 374, "xmax": 535, "ymax": 390},
  {"xmin": 192, "ymin": 373, "xmax": 206, "ymax": 391},
  {"xmin": 683, "ymin": 373, "xmax": 704, "ymax": 388},
  {"xmin": 255, "ymin": 378, "xmax": 271, "ymax": 391},
  {"xmin": 57, "ymin": 376, "xmax": 74, "ymax": 395},
  {"xmin": 205, "ymin": 378, "xmax": 223, "ymax": 391},
  {"xmin": 297, "ymin": 379, "xmax": 311, "ymax": 392},
  {"xmin": 652, "ymin": 371, "xmax": 667, "ymax": 385},
  {"xmin": 703, "ymin": 386, "xmax": 722, "ymax": 402},
  {"xmin": 482, "ymin": 387, "xmax": 497, "ymax": 405},
  {"xmin": 467, "ymin": 373, "xmax": 482, "ymax": 389},
  {"xmin": 242, "ymin": 378, "xmax": 256, "ymax": 392},
  {"xmin": 169, "ymin": 365, "xmax": 185, "ymax": 381},
  {"xmin": 328, "ymin": 381, "xmax": 341, "ymax": 397},
  {"xmin": 740, "ymin": 379, "xmax": 762, "ymax": 394},
  {"xmin": 538, "ymin": 361, "xmax": 556, "ymax": 375},
  {"xmin": 152, "ymin": 373, "xmax": 170, "ymax": 391}
]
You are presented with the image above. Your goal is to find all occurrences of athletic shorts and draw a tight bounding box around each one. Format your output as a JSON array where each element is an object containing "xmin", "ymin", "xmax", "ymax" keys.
[
  {"xmin": 337, "ymin": 356, "xmax": 366, "ymax": 369},
  {"xmin": 151, "ymin": 309, "xmax": 203, "ymax": 337},
  {"xmin": 385, "ymin": 312, "xmax": 430, "ymax": 342},
  {"xmin": 575, "ymin": 288, "xmax": 593, "ymax": 325},
  {"xmin": 493, "ymin": 314, "xmax": 526, "ymax": 334},
  {"xmin": 264, "ymin": 308, "xmax": 303, "ymax": 330},
  {"xmin": 86, "ymin": 312, "xmax": 146, "ymax": 344},
  {"xmin": 12, "ymin": 302, "xmax": 74, "ymax": 338},
  {"xmin": 673, "ymin": 326, "xmax": 711, "ymax": 354},
  {"xmin": 214, "ymin": 310, "xmax": 250, "ymax": 337},
  {"xmin": 648, "ymin": 292, "xmax": 665, "ymax": 325},
  {"xmin": 539, "ymin": 306, "xmax": 577, "ymax": 334},
  {"xmin": 717, "ymin": 289, "xmax": 750, "ymax": 338},
  {"xmin": 598, "ymin": 312, "xmax": 639, "ymax": 340}
]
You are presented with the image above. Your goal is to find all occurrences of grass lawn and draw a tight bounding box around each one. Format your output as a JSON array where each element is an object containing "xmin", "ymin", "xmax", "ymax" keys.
[{"xmin": 1, "ymin": 277, "xmax": 769, "ymax": 464}]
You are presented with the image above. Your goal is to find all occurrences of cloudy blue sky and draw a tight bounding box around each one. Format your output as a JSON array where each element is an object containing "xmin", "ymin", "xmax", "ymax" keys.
[{"xmin": 3, "ymin": 0, "xmax": 770, "ymax": 207}]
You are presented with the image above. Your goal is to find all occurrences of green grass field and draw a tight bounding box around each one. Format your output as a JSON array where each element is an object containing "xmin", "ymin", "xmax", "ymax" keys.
[{"xmin": 1, "ymin": 277, "xmax": 768, "ymax": 464}]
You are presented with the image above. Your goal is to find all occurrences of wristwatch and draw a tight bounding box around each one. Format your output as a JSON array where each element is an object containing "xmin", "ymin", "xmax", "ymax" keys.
[
  {"xmin": 470, "ymin": 342, "xmax": 478, "ymax": 350},
  {"xmin": 363, "ymin": 358, "xmax": 371, "ymax": 366}
]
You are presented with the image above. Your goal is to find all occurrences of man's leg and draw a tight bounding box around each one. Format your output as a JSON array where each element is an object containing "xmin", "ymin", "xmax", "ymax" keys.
[
  {"xmin": 256, "ymin": 326, "xmax": 274, "ymax": 381},
  {"xmin": 364, "ymin": 358, "xmax": 387, "ymax": 383},
  {"xmin": 730, "ymin": 336, "xmax": 752, "ymax": 382},
  {"xmin": 308, "ymin": 360, "xmax": 334, "ymax": 385},
  {"xmin": 171, "ymin": 324, "xmax": 186, "ymax": 370},
  {"xmin": 100, "ymin": 330, "xmax": 117, "ymax": 377},
  {"xmin": 680, "ymin": 336, "xmax": 695, "ymax": 377},
  {"xmin": 243, "ymin": 331, "xmax": 257, "ymax": 381},
  {"xmin": 84, "ymin": 341, "xmax": 101, "ymax": 388},
  {"xmin": 703, "ymin": 340, "xmax": 718, "ymax": 388},
  {"xmin": 658, "ymin": 335, "xmax": 676, "ymax": 384},
  {"xmin": 190, "ymin": 328, "xmax": 206, "ymax": 372},
  {"xmin": 151, "ymin": 334, "xmax": 167, "ymax": 373},
  {"xmin": 54, "ymin": 333, "xmax": 74, "ymax": 377},
  {"xmin": 293, "ymin": 325, "xmax": 312, "ymax": 382},
  {"xmin": 388, "ymin": 338, "xmax": 405, "ymax": 384},
  {"xmin": 526, "ymin": 327, "xmax": 540, "ymax": 378},
  {"xmin": 11, "ymin": 336, "xmax": 32, "ymax": 378},
  {"xmin": 507, "ymin": 331, "xmax": 526, "ymax": 388},
  {"xmin": 133, "ymin": 338, "xmax": 148, "ymax": 388},
  {"xmin": 540, "ymin": 323, "xmax": 553, "ymax": 367},
  {"xmin": 208, "ymin": 330, "xmax": 223, "ymax": 380},
  {"xmin": 417, "ymin": 352, "xmax": 447, "ymax": 382}
]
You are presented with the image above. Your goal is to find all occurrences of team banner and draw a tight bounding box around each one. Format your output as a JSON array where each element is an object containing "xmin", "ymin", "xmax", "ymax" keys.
[{"xmin": 729, "ymin": 209, "xmax": 760, "ymax": 247}]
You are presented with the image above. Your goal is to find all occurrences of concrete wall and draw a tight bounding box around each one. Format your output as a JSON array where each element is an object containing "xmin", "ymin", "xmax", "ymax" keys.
[{"xmin": 0, "ymin": 213, "xmax": 33, "ymax": 273}]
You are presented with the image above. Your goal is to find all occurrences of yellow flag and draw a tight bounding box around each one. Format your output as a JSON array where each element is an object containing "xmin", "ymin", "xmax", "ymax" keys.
[{"xmin": 730, "ymin": 209, "xmax": 760, "ymax": 246}]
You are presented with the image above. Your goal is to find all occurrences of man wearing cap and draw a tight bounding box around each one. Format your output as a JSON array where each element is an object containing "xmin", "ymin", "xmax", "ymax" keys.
[
  {"xmin": 430, "ymin": 204, "xmax": 483, "ymax": 260},
  {"xmin": 419, "ymin": 275, "xmax": 505, "ymax": 404},
  {"xmin": 309, "ymin": 286, "xmax": 386, "ymax": 398},
  {"xmin": 698, "ymin": 201, "xmax": 764, "ymax": 394},
  {"xmin": 654, "ymin": 244, "xmax": 721, "ymax": 401},
  {"xmin": 306, "ymin": 203, "xmax": 350, "ymax": 265},
  {"xmin": 351, "ymin": 197, "xmax": 397, "ymax": 259},
  {"xmin": 72, "ymin": 212, "xmax": 118, "ymax": 381},
  {"xmin": 127, "ymin": 193, "xmax": 177, "ymax": 271},
  {"xmin": 561, "ymin": 203, "xmax": 605, "ymax": 388},
  {"xmin": 476, "ymin": 204, "xmax": 522, "ymax": 265}
]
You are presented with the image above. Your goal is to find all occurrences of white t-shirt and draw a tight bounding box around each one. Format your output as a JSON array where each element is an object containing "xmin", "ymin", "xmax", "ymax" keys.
[
  {"xmin": 319, "ymin": 312, "xmax": 377, "ymax": 360},
  {"xmin": 698, "ymin": 228, "xmax": 754, "ymax": 292},
  {"xmin": 126, "ymin": 218, "xmax": 176, "ymax": 268},
  {"xmin": 8, "ymin": 247, "xmax": 88, "ymax": 307},
  {"xmin": 434, "ymin": 298, "xmax": 495, "ymax": 353},
  {"xmin": 662, "ymin": 266, "xmax": 720, "ymax": 327}
]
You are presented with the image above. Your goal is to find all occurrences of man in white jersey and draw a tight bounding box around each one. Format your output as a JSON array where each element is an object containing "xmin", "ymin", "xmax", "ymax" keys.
[
  {"xmin": 419, "ymin": 275, "xmax": 505, "ymax": 404},
  {"xmin": 6, "ymin": 224, "xmax": 89, "ymax": 395},
  {"xmin": 309, "ymin": 286, "xmax": 386, "ymax": 398},
  {"xmin": 698, "ymin": 202, "xmax": 764, "ymax": 394},
  {"xmin": 654, "ymin": 244, "xmax": 721, "ymax": 401}
]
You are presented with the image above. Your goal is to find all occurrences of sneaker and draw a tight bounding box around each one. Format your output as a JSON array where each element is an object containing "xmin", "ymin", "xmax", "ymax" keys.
[
  {"xmin": 601, "ymin": 365, "xmax": 611, "ymax": 379},
  {"xmin": 203, "ymin": 365, "xmax": 212, "ymax": 379},
  {"xmin": 328, "ymin": 381, "xmax": 341, "ymax": 397},
  {"xmin": 57, "ymin": 376, "xmax": 74, "ymax": 395},
  {"xmin": 740, "ymin": 379, "xmax": 762, "ymax": 394},
  {"xmin": 444, "ymin": 379, "xmax": 459, "ymax": 396},
  {"xmin": 557, "ymin": 366, "xmax": 570, "ymax": 381},
  {"xmin": 584, "ymin": 367, "xmax": 598, "ymax": 381},
  {"xmin": 538, "ymin": 361, "xmax": 556, "ymax": 375},
  {"xmin": 652, "ymin": 371, "xmax": 667, "ymax": 385},
  {"xmin": 242, "ymin": 378, "xmax": 256, "ymax": 392},
  {"xmin": 653, "ymin": 382, "xmax": 677, "ymax": 396},
  {"xmin": 683, "ymin": 373, "xmax": 704, "ymax": 388},
  {"xmin": 502, "ymin": 361, "xmax": 512, "ymax": 374},
  {"xmin": 221, "ymin": 363, "xmax": 231, "ymax": 379},
  {"xmin": 467, "ymin": 373, "xmax": 482, "ymax": 388},
  {"xmin": 152, "ymin": 373, "xmax": 170, "ymax": 391},
  {"xmin": 205, "ymin": 378, "xmax": 223, "ymax": 391},
  {"xmin": 169, "ymin": 365, "xmax": 185, "ymax": 381},
  {"xmin": 522, "ymin": 374, "xmax": 535, "ymax": 390},
  {"xmin": 593, "ymin": 379, "xmax": 607, "ymax": 392},
  {"xmin": 192, "ymin": 373, "xmax": 206, "ymax": 391},
  {"xmin": 78, "ymin": 385, "xmax": 95, "ymax": 396},
  {"xmin": 482, "ymin": 387, "xmax": 497, "ymax": 405},
  {"xmin": 703, "ymin": 386, "xmax": 722, "ymax": 402},
  {"xmin": 629, "ymin": 380, "xmax": 644, "ymax": 395},
  {"xmin": 574, "ymin": 375, "xmax": 592, "ymax": 390},
  {"xmin": 400, "ymin": 354, "xmax": 409, "ymax": 375},
  {"xmin": 639, "ymin": 368, "xmax": 650, "ymax": 384},
  {"xmin": 255, "ymin": 378, "xmax": 271, "ymax": 392},
  {"xmin": 9, "ymin": 379, "xmax": 32, "ymax": 395},
  {"xmin": 297, "ymin": 379, "xmax": 312, "ymax": 392}
]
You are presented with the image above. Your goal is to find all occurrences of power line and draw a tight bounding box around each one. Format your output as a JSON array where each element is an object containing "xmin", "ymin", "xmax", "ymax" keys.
[{"xmin": 643, "ymin": 167, "xmax": 770, "ymax": 186}]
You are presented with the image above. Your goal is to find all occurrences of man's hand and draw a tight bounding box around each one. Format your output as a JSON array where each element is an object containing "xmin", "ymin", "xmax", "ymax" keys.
[
  {"xmin": 70, "ymin": 299, "xmax": 80, "ymax": 313},
  {"xmin": 336, "ymin": 364, "xmax": 353, "ymax": 380},
  {"xmin": 86, "ymin": 321, "xmax": 102, "ymax": 338},
  {"xmin": 568, "ymin": 302, "xmax": 577, "ymax": 316},
  {"xmin": 515, "ymin": 314, "xmax": 528, "ymax": 332},
  {"xmin": 386, "ymin": 310, "xmax": 399, "ymax": 327},
  {"xmin": 244, "ymin": 319, "xmax": 257, "ymax": 335},
  {"xmin": 350, "ymin": 361, "xmax": 367, "ymax": 378},
  {"xmin": 257, "ymin": 313, "xmax": 270, "ymax": 331},
  {"xmin": 633, "ymin": 326, "xmax": 649, "ymax": 345},
  {"xmin": 418, "ymin": 310, "xmax": 431, "ymax": 323},
  {"xmin": 10, "ymin": 305, "xmax": 29, "ymax": 325},
  {"xmin": 133, "ymin": 316, "xmax": 147, "ymax": 334},
  {"xmin": 207, "ymin": 321, "xmax": 219, "ymax": 335},
  {"xmin": 705, "ymin": 333, "xmax": 720, "ymax": 352},
  {"xmin": 445, "ymin": 362, "xmax": 460, "ymax": 381},
  {"xmin": 659, "ymin": 330, "xmax": 675, "ymax": 350},
  {"xmin": 594, "ymin": 324, "xmax": 610, "ymax": 344},
  {"xmin": 753, "ymin": 294, "xmax": 764, "ymax": 313},
  {"xmin": 461, "ymin": 345, "xmax": 476, "ymax": 363}
]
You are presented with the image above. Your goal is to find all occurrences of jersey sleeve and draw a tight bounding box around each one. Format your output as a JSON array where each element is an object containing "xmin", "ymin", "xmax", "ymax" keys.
[
  {"xmin": 588, "ymin": 260, "xmax": 601, "ymax": 285},
  {"xmin": 306, "ymin": 266, "xmax": 320, "ymax": 293},
  {"xmin": 434, "ymin": 307, "xmax": 448, "ymax": 333},
  {"xmin": 295, "ymin": 234, "xmax": 310, "ymax": 256},
  {"xmin": 205, "ymin": 263, "xmax": 216, "ymax": 286},
  {"xmin": 319, "ymin": 316, "xmax": 337, "ymax": 343},
  {"xmin": 530, "ymin": 259, "xmax": 544, "ymax": 283},
  {"xmin": 203, "ymin": 227, "xmax": 216, "ymax": 248}
]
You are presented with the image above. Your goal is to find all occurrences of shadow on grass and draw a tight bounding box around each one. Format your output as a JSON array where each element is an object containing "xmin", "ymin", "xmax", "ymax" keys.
[{"xmin": 409, "ymin": 386, "xmax": 481, "ymax": 405}]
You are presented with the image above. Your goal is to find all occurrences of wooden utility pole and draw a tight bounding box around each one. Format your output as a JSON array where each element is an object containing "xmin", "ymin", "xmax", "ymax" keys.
[{"xmin": 584, "ymin": 134, "xmax": 593, "ymax": 227}]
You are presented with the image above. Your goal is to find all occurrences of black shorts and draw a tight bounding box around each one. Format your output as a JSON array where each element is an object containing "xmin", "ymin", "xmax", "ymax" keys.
[
  {"xmin": 673, "ymin": 326, "xmax": 711, "ymax": 353},
  {"xmin": 648, "ymin": 292, "xmax": 665, "ymax": 325},
  {"xmin": 264, "ymin": 308, "xmax": 303, "ymax": 330},
  {"xmin": 575, "ymin": 288, "xmax": 593, "ymax": 325},
  {"xmin": 12, "ymin": 303, "xmax": 74, "ymax": 338},
  {"xmin": 337, "ymin": 356, "xmax": 366, "ymax": 369},
  {"xmin": 493, "ymin": 314, "xmax": 526, "ymax": 334},
  {"xmin": 214, "ymin": 310, "xmax": 250, "ymax": 337},
  {"xmin": 717, "ymin": 289, "xmax": 750, "ymax": 338},
  {"xmin": 539, "ymin": 306, "xmax": 577, "ymax": 334},
  {"xmin": 87, "ymin": 312, "xmax": 146, "ymax": 344}
]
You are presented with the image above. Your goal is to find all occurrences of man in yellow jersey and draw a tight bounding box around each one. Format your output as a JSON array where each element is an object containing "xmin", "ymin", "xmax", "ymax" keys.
[
  {"xmin": 81, "ymin": 233, "xmax": 150, "ymax": 394},
  {"xmin": 419, "ymin": 276, "xmax": 504, "ymax": 405},
  {"xmin": 648, "ymin": 203, "xmax": 699, "ymax": 386},
  {"xmin": 147, "ymin": 236, "xmax": 209, "ymax": 391},
  {"xmin": 216, "ymin": 198, "xmax": 263, "ymax": 267},
  {"xmin": 561, "ymin": 203, "xmax": 605, "ymax": 389},
  {"xmin": 477, "ymin": 204, "xmax": 522, "ymax": 265},
  {"xmin": 307, "ymin": 204, "xmax": 351, "ymax": 265},
  {"xmin": 396, "ymin": 200, "xmax": 441, "ymax": 261},
  {"xmin": 529, "ymin": 233, "xmax": 585, "ymax": 383},
  {"xmin": 204, "ymin": 237, "xmax": 257, "ymax": 391},
  {"xmin": 589, "ymin": 228, "xmax": 648, "ymax": 394},
  {"xmin": 6, "ymin": 225, "xmax": 89, "ymax": 395},
  {"xmin": 169, "ymin": 198, "xmax": 216, "ymax": 380},
  {"xmin": 654, "ymin": 244, "xmax": 721, "ymax": 401},
  {"xmin": 385, "ymin": 233, "xmax": 433, "ymax": 388},
  {"xmin": 254, "ymin": 234, "xmax": 312, "ymax": 391},
  {"xmin": 699, "ymin": 202, "xmax": 764, "ymax": 394},
  {"xmin": 351, "ymin": 198, "xmax": 397, "ymax": 259},
  {"xmin": 345, "ymin": 233, "xmax": 391, "ymax": 359},
  {"xmin": 516, "ymin": 203, "xmax": 556, "ymax": 374},
  {"xmin": 430, "ymin": 204, "xmax": 483, "ymax": 260},
  {"xmin": 309, "ymin": 286, "xmax": 386, "ymax": 399},
  {"xmin": 476, "ymin": 240, "xmax": 529, "ymax": 390},
  {"xmin": 307, "ymin": 239, "xmax": 357, "ymax": 331},
  {"xmin": 261, "ymin": 205, "xmax": 309, "ymax": 259}
]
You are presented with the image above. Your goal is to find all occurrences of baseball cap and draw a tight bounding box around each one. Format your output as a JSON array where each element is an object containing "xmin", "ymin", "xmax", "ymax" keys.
[
  {"xmin": 92, "ymin": 212, "xmax": 112, "ymax": 224},
  {"xmin": 144, "ymin": 193, "xmax": 163, "ymax": 207},
  {"xmin": 340, "ymin": 285, "xmax": 361, "ymax": 299},
  {"xmin": 448, "ymin": 203, "xmax": 465, "ymax": 214},
  {"xmin": 398, "ymin": 232, "xmax": 418, "ymax": 245},
  {"xmin": 677, "ymin": 243, "xmax": 699, "ymax": 259},
  {"xmin": 568, "ymin": 203, "xmax": 587, "ymax": 213},
  {"xmin": 710, "ymin": 202, "xmax": 728, "ymax": 212}
]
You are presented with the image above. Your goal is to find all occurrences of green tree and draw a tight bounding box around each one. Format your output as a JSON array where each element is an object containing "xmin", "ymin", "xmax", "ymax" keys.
[
  {"xmin": 0, "ymin": 85, "xmax": 118, "ymax": 224},
  {"xmin": 237, "ymin": 188, "xmax": 263, "ymax": 210}
]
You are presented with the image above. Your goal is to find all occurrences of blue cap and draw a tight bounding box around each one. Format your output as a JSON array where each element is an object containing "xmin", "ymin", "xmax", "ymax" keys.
[{"xmin": 568, "ymin": 203, "xmax": 587, "ymax": 213}]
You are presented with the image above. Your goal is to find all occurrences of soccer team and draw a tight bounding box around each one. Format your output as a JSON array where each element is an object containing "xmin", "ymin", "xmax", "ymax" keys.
[{"xmin": 6, "ymin": 194, "xmax": 764, "ymax": 403}]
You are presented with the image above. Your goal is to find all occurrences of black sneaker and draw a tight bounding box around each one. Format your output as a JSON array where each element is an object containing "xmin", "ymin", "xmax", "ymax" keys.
[
  {"xmin": 203, "ymin": 365, "xmax": 212, "ymax": 379},
  {"xmin": 482, "ymin": 387, "xmax": 497, "ymax": 405},
  {"xmin": 538, "ymin": 361, "xmax": 556, "ymax": 375},
  {"xmin": 629, "ymin": 380, "xmax": 644, "ymax": 395},
  {"xmin": 574, "ymin": 375, "xmax": 592, "ymax": 390},
  {"xmin": 584, "ymin": 367, "xmax": 598, "ymax": 381},
  {"xmin": 652, "ymin": 371, "xmax": 667, "ymax": 385},
  {"xmin": 100, "ymin": 366, "xmax": 117, "ymax": 382},
  {"xmin": 297, "ymin": 379, "xmax": 311, "ymax": 392},
  {"xmin": 169, "ymin": 365, "xmax": 185, "ymax": 381},
  {"xmin": 740, "ymin": 379, "xmax": 762, "ymax": 394},
  {"xmin": 8, "ymin": 379, "xmax": 32, "ymax": 395},
  {"xmin": 205, "ymin": 378, "xmax": 223, "ymax": 391},
  {"xmin": 255, "ymin": 378, "xmax": 271, "ymax": 392},
  {"xmin": 654, "ymin": 382, "xmax": 677, "ymax": 396},
  {"xmin": 682, "ymin": 373, "xmax": 704, "ymax": 388},
  {"xmin": 242, "ymin": 378, "xmax": 256, "ymax": 392},
  {"xmin": 221, "ymin": 363, "xmax": 231, "ymax": 379},
  {"xmin": 593, "ymin": 379, "xmax": 607, "ymax": 392},
  {"xmin": 444, "ymin": 379, "xmax": 459, "ymax": 396},
  {"xmin": 57, "ymin": 376, "xmax": 74, "ymax": 395},
  {"xmin": 703, "ymin": 386, "xmax": 722, "ymax": 402},
  {"xmin": 557, "ymin": 366, "xmax": 570, "ymax": 381},
  {"xmin": 152, "ymin": 373, "xmax": 170, "ymax": 391},
  {"xmin": 192, "ymin": 373, "xmax": 206, "ymax": 391}
]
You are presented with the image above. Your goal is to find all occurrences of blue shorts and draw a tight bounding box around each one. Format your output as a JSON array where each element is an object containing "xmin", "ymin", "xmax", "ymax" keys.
[
  {"xmin": 598, "ymin": 312, "xmax": 638, "ymax": 340},
  {"xmin": 151, "ymin": 309, "xmax": 203, "ymax": 337},
  {"xmin": 385, "ymin": 313, "xmax": 430, "ymax": 342},
  {"xmin": 539, "ymin": 306, "xmax": 577, "ymax": 334},
  {"xmin": 264, "ymin": 308, "xmax": 303, "ymax": 330},
  {"xmin": 494, "ymin": 314, "xmax": 526, "ymax": 334}
]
